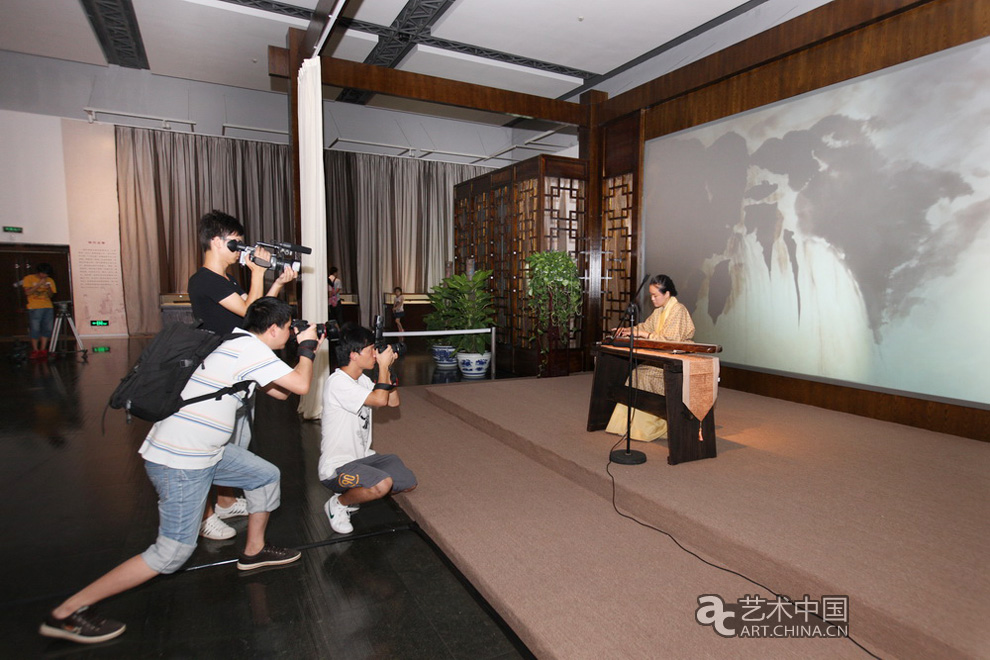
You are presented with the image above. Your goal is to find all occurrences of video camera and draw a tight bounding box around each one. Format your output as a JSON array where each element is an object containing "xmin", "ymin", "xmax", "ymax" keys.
[
  {"xmin": 227, "ymin": 239, "xmax": 312, "ymax": 273},
  {"xmin": 374, "ymin": 314, "xmax": 407, "ymax": 359},
  {"xmin": 291, "ymin": 319, "xmax": 340, "ymax": 342}
]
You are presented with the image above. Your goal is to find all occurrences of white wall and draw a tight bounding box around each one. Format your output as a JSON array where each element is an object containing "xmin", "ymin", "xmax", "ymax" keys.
[
  {"xmin": 0, "ymin": 109, "xmax": 70, "ymax": 244},
  {"xmin": 0, "ymin": 110, "xmax": 126, "ymax": 336},
  {"xmin": 62, "ymin": 118, "xmax": 127, "ymax": 337}
]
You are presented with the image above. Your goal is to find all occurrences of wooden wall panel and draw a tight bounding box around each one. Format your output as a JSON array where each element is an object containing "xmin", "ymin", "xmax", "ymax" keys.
[
  {"xmin": 603, "ymin": 0, "xmax": 965, "ymax": 124},
  {"xmin": 603, "ymin": 114, "xmax": 641, "ymax": 178},
  {"xmin": 720, "ymin": 366, "xmax": 990, "ymax": 442},
  {"xmin": 643, "ymin": 0, "xmax": 990, "ymax": 139}
]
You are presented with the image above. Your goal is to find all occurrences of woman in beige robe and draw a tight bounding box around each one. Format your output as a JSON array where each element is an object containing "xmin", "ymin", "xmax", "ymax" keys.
[{"xmin": 605, "ymin": 274, "xmax": 695, "ymax": 441}]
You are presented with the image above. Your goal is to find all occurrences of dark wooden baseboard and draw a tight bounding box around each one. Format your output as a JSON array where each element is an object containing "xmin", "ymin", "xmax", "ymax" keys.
[{"xmin": 719, "ymin": 366, "xmax": 989, "ymax": 442}]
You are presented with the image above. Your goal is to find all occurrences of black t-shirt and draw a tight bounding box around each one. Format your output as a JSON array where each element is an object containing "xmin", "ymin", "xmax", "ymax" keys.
[{"xmin": 188, "ymin": 267, "xmax": 245, "ymax": 334}]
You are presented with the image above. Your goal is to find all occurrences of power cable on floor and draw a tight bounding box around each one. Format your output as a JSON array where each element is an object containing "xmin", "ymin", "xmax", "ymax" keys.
[{"xmin": 606, "ymin": 436, "xmax": 882, "ymax": 660}]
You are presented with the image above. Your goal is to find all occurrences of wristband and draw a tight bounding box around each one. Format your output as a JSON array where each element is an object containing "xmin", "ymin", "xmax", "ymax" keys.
[
  {"xmin": 297, "ymin": 339, "xmax": 318, "ymax": 361},
  {"xmin": 373, "ymin": 382, "xmax": 395, "ymax": 391}
]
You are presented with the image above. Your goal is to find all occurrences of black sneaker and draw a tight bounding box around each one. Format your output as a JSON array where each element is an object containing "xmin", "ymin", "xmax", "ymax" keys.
[
  {"xmin": 39, "ymin": 606, "xmax": 125, "ymax": 644},
  {"xmin": 236, "ymin": 544, "xmax": 301, "ymax": 571}
]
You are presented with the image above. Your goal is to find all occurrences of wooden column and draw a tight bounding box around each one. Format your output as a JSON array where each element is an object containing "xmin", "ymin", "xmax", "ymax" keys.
[
  {"xmin": 285, "ymin": 27, "xmax": 306, "ymax": 240},
  {"xmin": 580, "ymin": 90, "xmax": 606, "ymax": 370}
]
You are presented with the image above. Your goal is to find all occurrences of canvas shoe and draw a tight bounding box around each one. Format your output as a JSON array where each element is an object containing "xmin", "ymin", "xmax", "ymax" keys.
[
  {"xmin": 236, "ymin": 544, "xmax": 301, "ymax": 571},
  {"xmin": 39, "ymin": 606, "xmax": 126, "ymax": 644},
  {"xmin": 215, "ymin": 497, "xmax": 248, "ymax": 520},
  {"xmin": 324, "ymin": 494, "xmax": 353, "ymax": 534},
  {"xmin": 199, "ymin": 513, "xmax": 235, "ymax": 540}
]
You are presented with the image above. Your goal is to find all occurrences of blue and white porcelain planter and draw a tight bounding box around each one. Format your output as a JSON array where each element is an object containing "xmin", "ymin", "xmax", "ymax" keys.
[
  {"xmin": 456, "ymin": 351, "xmax": 491, "ymax": 379},
  {"xmin": 430, "ymin": 344, "xmax": 459, "ymax": 370}
]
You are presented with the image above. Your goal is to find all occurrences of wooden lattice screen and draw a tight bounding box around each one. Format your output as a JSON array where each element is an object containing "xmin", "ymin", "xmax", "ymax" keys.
[
  {"xmin": 453, "ymin": 155, "xmax": 589, "ymax": 374},
  {"xmin": 602, "ymin": 172, "xmax": 634, "ymax": 331}
]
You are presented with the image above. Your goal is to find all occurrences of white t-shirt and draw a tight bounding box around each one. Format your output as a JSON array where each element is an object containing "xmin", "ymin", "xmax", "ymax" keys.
[
  {"xmin": 138, "ymin": 330, "xmax": 292, "ymax": 470},
  {"xmin": 319, "ymin": 368, "xmax": 375, "ymax": 481}
]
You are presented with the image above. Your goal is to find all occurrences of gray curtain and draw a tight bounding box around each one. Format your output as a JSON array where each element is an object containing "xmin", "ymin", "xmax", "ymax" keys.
[
  {"xmin": 324, "ymin": 150, "xmax": 490, "ymax": 324},
  {"xmin": 115, "ymin": 126, "xmax": 293, "ymax": 334}
]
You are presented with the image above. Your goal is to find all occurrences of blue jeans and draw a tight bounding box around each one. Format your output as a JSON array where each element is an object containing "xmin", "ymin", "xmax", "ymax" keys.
[
  {"xmin": 28, "ymin": 307, "xmax": 54, "ymax": 339},
  {"xmin": 140, "ymin": 444, "xmax": 280, "ymax": 574}
]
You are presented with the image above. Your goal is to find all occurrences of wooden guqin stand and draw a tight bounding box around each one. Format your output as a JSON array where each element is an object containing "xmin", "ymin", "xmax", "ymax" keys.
[{"xmin": 587, "ymin": 337, "xmax": 721, "ymax": 465}]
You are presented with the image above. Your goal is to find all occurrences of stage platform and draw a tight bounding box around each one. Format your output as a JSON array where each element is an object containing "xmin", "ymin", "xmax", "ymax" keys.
[{"xmin": 373, "ymin": 374, "xmax": 989, "ymax": 660}]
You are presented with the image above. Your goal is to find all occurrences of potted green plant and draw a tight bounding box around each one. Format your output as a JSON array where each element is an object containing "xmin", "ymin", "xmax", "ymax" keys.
[
  {"xmin": 424, "ymin": 278, "xmax": 459, "ymax": 370},
  {"xmin": 526, "ymin": 251, "xmax": 583, "ymax": 377},
  {"xmin": 425, "ymin": 270, "xmax": 496, "ymax": 378}
]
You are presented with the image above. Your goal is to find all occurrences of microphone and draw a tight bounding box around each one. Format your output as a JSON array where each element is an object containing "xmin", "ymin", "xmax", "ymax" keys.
[
  {"xmin": 633, "ymin": 273, "xmax": 651, "ymax": 299},
  {"xmin": 272, "ymin": 241, "xmax": 312, "ymax": 255},
  {"xmin": 625, "ymin": 273, "xmax": 650, "ymax": 318}
]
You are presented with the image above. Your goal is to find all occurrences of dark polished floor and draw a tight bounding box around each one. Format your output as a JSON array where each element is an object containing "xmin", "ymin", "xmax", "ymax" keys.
[{"xmin": 0, "ymin": 337, "xmax": 530, "ymax": 659}]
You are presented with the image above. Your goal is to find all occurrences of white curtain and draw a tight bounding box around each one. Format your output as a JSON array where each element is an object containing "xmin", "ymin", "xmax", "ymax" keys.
[{"xmin": 297, "ymin": 57, "xmax": 329, "ymax": 419}]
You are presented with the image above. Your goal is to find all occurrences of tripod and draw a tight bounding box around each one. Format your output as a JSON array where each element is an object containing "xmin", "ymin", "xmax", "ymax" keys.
[{"xmin": 49, "ymin": 301, "xmax": 87, "ymax": 360}]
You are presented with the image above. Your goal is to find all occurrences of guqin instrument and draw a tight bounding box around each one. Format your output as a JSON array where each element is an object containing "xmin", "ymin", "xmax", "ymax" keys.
[
  {"xmin": 588, "ymin": 336, "xmax": 720, "ymax": 465},
  {"xmin": 602, "ymin": 335, "xmax": 722, "ymax": 354}
]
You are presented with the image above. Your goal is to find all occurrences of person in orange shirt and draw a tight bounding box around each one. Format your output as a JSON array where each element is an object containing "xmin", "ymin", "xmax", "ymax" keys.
[{"xmin": 21, "ymin": 263, "xmax": 57, "ymax": 360}]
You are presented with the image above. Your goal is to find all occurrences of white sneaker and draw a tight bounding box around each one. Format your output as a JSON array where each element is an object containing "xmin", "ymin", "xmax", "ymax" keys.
[
  {"xmin": 215, "ymin": 497, "xmax": 248, "ymax": 520},
  {"xmin": 200, "ymin": 513, "xmax": 236, "ymax": 540},
  {"xmin": 324, "ymin": 494, "xmax": 353, "ymax": 534}
]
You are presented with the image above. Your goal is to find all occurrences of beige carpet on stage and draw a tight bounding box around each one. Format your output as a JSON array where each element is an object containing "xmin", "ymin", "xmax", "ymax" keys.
[{"xmin": 371, "ymin": 373, "xmax": 989, "ymax": 660}]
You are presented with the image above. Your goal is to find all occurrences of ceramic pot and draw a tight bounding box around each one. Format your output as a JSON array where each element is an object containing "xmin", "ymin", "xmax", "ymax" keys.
[
  {"xmin": 430, "ymin": 344, "xmax": 458, "ymax": 370},
  {"xmin": 456, "ymin": 351, "xmax": 491, "ymax": 379}
]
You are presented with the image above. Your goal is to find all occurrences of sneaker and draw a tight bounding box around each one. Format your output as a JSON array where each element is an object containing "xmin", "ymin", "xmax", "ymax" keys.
[
  {"xmin": 199, "ymin": 513, "xmax": 235, "ymax": 540},
  {"xmin": 324, "ymin": 494, "xmax": 353, "ymax": 534},
  {"xmin": 39, "ymin": 606, "xmax": 126, "ymax": 644},
  {"xmin": 215, "ymin": 497, "xmax": 248, "ymax": 520},
  {"xmin": 236, "ymin": 544, "xmax": 301, "ymax": 571}
]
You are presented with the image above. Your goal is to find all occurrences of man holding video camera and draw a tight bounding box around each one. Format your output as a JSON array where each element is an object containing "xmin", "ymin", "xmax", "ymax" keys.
[
  {"xmin": 189, "ymin": 210, "xmax": 297, "ymax": 336},
  {"xmin": 188, "ymin": 210, "xmax": 298, "ymax": 540}
]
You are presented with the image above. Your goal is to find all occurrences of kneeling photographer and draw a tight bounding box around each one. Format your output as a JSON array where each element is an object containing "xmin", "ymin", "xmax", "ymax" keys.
[{"xmin": 317, "ymin": 322, "xmax": 416, "ymax": 535}]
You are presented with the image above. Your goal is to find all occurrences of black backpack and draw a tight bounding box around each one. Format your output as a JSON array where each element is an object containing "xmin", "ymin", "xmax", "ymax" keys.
[{"xmin": 108, "ymin": 322, "xmax": 252, "ymax": 423}]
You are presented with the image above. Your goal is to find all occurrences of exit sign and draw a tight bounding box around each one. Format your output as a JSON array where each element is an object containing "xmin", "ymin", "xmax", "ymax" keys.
[
  {"xmin": 90, "ymin": 320, "xmax": 110, "ymax": 327},
  {"xmin": 92, "ymin": 346, "xmax": 111, "ymax": 353},
  {"xmin": 3, "ymin": 226, "xmax": 23, "ymax": 233}
]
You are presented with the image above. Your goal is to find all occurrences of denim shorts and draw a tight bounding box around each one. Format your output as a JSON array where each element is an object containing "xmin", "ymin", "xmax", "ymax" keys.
[
  {"xmin": 321, "ymin": 453, "xmax": 417, "ymax": 494},
  {"xmin": 141, "ymin": 444, "xmax": 280, "ymax": 572},
  {"xmin": 28, "ymin": 307, "xmax": 54, "ymax": 339}
]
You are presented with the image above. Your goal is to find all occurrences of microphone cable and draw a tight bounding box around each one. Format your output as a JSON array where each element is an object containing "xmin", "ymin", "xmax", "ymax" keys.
[{"xmin": 605, "ymin": 437, "xmax": 883, "ymax": 659}]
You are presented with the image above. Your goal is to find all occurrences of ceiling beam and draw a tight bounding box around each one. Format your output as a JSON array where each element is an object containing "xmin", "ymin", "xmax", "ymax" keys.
[
  {"xmin": 78, "ymin": 0, "xmax": 149, "ymax": 69},
  {"xmin": 269, "ymin": 47, "xmax": 586, "ymax": 126},
  {"xmin": 302, "ymin": 0, "xmax": 351, "ymax": 56}
]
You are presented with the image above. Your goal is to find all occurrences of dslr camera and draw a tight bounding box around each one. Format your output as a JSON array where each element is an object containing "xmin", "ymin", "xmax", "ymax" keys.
[
  {"xmin": 375, "ymin": 314, "xmax": 406, "ymax": 358},
  {"xmin": 291, "ymin": 319, "xmax": 341, "ymax": 342},
  {"xmin": 227, "ymin": 239, "xmax": 312, "ymax": 273}
]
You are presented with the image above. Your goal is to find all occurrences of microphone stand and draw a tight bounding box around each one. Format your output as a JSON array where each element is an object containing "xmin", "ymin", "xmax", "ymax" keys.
[{"xmin": 610, "ymin": 274, "xmax": 650, "ymax": 465}]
